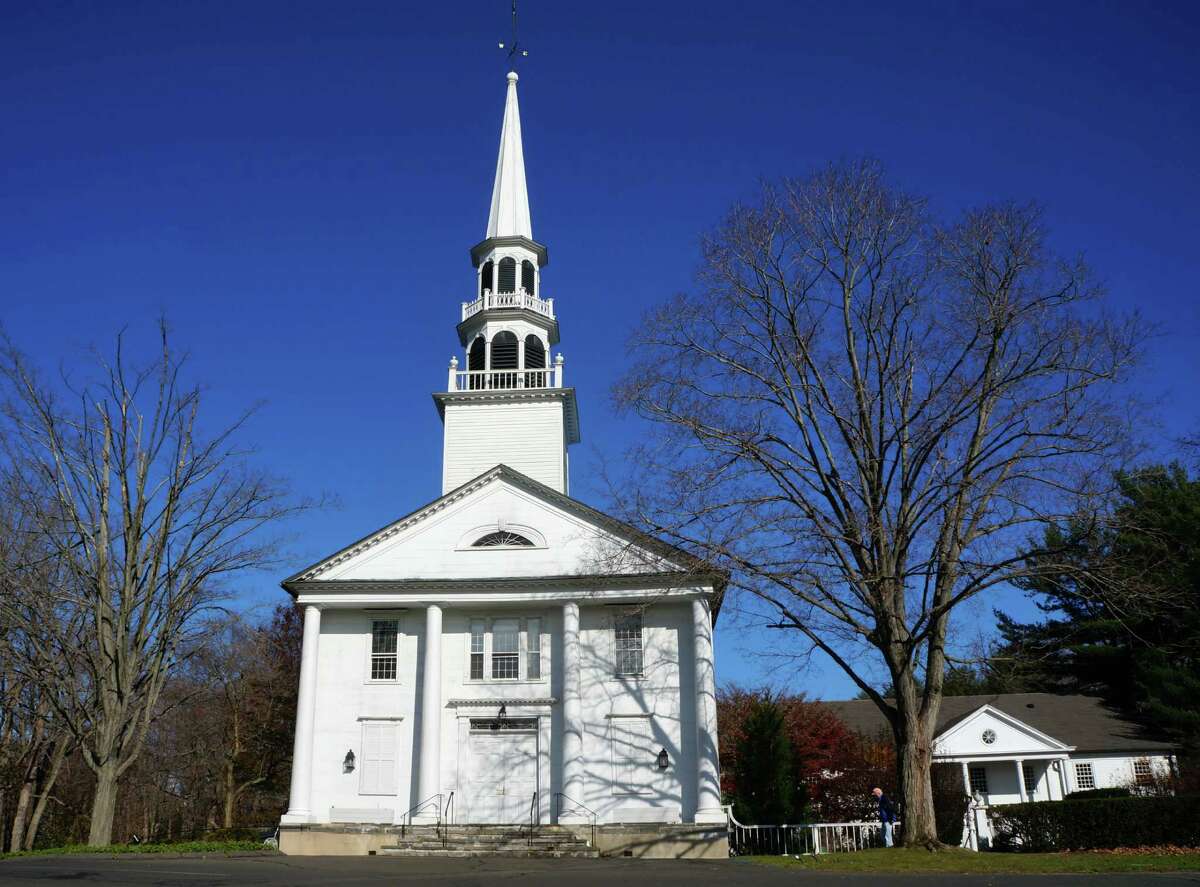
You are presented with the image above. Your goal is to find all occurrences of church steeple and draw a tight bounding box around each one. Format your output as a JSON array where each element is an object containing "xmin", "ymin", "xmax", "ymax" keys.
[
  {"xmin": 486, "ymin": 72, "xmax": 532, "ymax": 241},
  {"xmin": 434, "ymin": 69, "xmax": 579, "ymax": 497}
]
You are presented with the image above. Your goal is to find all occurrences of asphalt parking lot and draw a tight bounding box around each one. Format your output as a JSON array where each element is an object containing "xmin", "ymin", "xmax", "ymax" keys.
[{"xmin": 2, "ymin": 854, "xmax": 1200, "ymax": 886}]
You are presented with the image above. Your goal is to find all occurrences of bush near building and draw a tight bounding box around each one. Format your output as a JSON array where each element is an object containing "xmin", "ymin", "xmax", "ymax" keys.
[{"xmin": 990, "ymin": 795, "xmax": 1200, "ymax": 852}]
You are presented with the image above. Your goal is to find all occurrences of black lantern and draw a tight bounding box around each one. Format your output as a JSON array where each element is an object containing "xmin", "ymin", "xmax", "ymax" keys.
[
  {"xmin": 343, "ymin": 749, "xmax": 356, "ymax": 773},
  {"xmin": 656, "ymin": 748, "xmax": 670, "ymax": 770},
  {"xmin": 491, "ymin": 704, "xmax": 508, "ymax": 731}
]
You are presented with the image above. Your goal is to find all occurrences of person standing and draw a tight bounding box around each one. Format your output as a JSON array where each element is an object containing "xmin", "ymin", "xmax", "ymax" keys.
[{"xmin": 872, "ymin": 787, "xmax": 898, "ymax": 847}]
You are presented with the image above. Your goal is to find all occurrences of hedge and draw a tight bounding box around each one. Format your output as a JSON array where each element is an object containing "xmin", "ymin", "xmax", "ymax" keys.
[{"xmin": 990, "ymin": 795, "xmax": 1200, "ymax": 852}]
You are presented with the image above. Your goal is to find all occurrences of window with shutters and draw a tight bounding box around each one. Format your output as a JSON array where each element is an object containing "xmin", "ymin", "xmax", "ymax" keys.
[
  {"xmin": 1074, "ymin": 762, "xmax": 1095, "ymax": 790},
  {"xmin": 369, "ymin": 619, "xmax": 399, "ymax": 682},
  {"xmin": 614, "ymin": 612, "xmax": 644, "ymax": 676},
  {"xmin": 968, "ymin": 766, "xmax": 988, "ymax": 794},
  {"xmin": 469, "ymin": 619, "xmax": 485, "ymax": 680},
  {"xmin": 359, "ymin": 721, "xmax": 399, "ymax": 795},
  {"xmin": 524, "ymin": 336, "xmax": 545, "ymax": 382},
  {"xmin": 497, "ymin": 257, "xmax": 517, "ymax": 292},
  {"xmin": 610, "ymin": 716, "xmax": 654, "ymax": 795},
  {"xmin": 521, "ymin": 259, "xmax": 535, "ymax": 293}
]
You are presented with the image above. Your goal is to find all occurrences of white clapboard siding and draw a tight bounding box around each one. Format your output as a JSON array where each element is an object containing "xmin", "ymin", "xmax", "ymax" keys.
[{"xmin": 443, "ymin": 399, "xmax": 566, "ymax": 493}]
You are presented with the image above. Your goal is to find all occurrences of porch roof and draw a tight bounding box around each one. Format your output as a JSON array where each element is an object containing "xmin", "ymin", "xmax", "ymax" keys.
[{"xmin": 821, "ymin": 693, "xmax": 1176, "ymax": 755}]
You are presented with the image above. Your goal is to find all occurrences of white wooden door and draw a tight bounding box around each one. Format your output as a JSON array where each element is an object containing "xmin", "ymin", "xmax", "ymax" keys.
[{"xmin": 466, "ymin": 730, "xmax": 538, "ymax": 822}]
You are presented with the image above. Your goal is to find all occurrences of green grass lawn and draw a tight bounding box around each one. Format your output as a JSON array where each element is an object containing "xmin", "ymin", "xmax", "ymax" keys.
[
  {"xmin": 1, "ymin": 840, "xmax": 275, "ymax": 860},
  {"xmin": 750, "ymin": 847, "xmax": 1200, "ymax": 874}
]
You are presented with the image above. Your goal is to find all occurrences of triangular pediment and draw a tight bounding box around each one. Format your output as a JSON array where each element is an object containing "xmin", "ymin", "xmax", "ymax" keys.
[
  {"xmin": 282, "ymin": 465, "xmax": 714, "ymax": 589},
  {"xmin": 934, "ymin": 705, "xmax": 1074, "ymax": 757}
]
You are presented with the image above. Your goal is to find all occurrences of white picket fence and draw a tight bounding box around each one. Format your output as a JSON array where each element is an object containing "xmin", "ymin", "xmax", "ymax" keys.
[{"xmin": 726, "ymin": 807, "xmax": 896, "ymax": 856}]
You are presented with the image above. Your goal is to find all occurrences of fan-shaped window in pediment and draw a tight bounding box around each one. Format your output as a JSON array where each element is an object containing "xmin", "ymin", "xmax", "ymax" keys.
[{"xmin": 473, "ymin": 531, "xmax": 535, "ymax": 548}]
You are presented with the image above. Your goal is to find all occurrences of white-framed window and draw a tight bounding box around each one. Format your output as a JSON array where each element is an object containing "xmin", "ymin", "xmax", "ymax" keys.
[
  {"xmin": 359, "ymin": 721, "xmax": 399, "ymax": 795},
  {"xmin": 1074, "ymin": 762, "xmax": 1096, "ymax": 790},
  {"xmin": 1134, "ymin": 758, "xmax": 1153, "ymax": 786},
  {"xmin": 614, "ymin": 612, "xmax": 644, "ymax": 676},
  {"xmin": 526, "ymin": 617, "xmax": 541, "ymax": 680},
  {"xmin": 610, "ymin": 715, "xmax": 655, "ymax": 795},
  {"xmin": 464, "ymin": 616, "xmax": 545, "ymax": 682},
  {"xmin": 968, "ymin": 766, "xmax": 988, "ymax": 794},
  {"xmin": 1023, "ymin": 766, "xmax": 1039, "ymax": 797},
  {"xmin": 369, "ymin": 619, "xmax": 400, "ymax": 682}
]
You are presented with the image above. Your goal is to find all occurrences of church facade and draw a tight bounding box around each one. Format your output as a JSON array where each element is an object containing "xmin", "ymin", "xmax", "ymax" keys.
[{"xmin": 277, "ymin": 70, "xmax": 727, "ymax": 857}]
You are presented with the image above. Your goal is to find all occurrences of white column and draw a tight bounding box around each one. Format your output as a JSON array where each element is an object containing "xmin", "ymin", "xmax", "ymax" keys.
[
  {"xmin": 281, "ymin": 605, "xmax": 321, "ymax": 825},
  {"xmin": 447, "ymin": 356, "xmax": 458, "ymax": 391},
  {"xmin": 693, "ymin": 598, "xmax": 725, "ymax": 823},
  {"xmin": 960, "ymin": 761, "xmax": 977, "ymax": 850},
  {"xmin": 1015, "ymin": 759, "xmax": 1028, "ymax": 803},
  {"xmin": 414, "ymin": 603, "xmax": 443, "ymax": 823},
  {"xmin": 559, "ymin": 601, "xmax": 585, "ymax": 821},
  {"xmin": 1057, "ymin": 758, "xmax": 1071, "ymax": 798},
  {"xmin": 553, "ymin": 353, "xmax": 564, "ymax": 388}
]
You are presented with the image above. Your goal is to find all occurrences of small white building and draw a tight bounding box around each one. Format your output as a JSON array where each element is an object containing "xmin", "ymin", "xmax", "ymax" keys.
[
  {"xmin": 277, "ymin": 70, "xmax": 728, "ymax": 857},
  {"xmin": 826, "ymin": 693, "xmax": 1178, "ymax": 848}
]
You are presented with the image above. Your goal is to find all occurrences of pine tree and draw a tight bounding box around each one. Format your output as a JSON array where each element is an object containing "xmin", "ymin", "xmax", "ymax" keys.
[{"xmin": 732, "ymin": 696, "xmax": 795, "ymax": 824}]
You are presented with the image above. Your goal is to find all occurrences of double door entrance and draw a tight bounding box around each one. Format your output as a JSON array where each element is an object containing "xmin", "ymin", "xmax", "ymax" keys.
[{"xmin": 464, "ymin": 718, "xmax": 539, "ymax": 823}]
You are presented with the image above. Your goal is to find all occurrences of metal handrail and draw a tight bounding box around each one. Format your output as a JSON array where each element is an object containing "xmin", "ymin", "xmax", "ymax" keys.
[
  {"xmin": 527, "ymin": 791, "xmax": 538, "ymax": 847},
  {"xmin": 398, "ymin": 793, "xmax": 442, "ymax": 839},
  {"xmin": 552, "ymin": 791, "xmax": 597, "ymax": 848},
  {"xmin": 442, "ymin": 791, "xmax": 455, "ymax": 849}
]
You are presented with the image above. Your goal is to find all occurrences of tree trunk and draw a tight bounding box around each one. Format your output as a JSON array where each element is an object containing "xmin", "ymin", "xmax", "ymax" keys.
[
  {"xmin": 24, "ymin": 738, "xmax": 70, "ymax": 851},
  {"xmin": 87, "ymin": 762, "xmax": 120, "ymax": 847},
  {"xmin": 222, "ymin": 761, "xmax": 236, "ymax": 829},
  {"xmin": 9, "ymin": 781, "xmax": 32, "ymax": 853},
  {"xmin": 895, "ymin": 713, "xmax": 938, "ymax": 847}
]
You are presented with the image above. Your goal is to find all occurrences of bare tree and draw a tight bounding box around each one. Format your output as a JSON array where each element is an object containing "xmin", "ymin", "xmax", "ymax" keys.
[
  {"xmin": 0, "ymin": 323, "xmax": 308, "ymax": 846},
  {"xmin": 612, "ymin": 160, "xmax": 1142, "ymax": 845}
]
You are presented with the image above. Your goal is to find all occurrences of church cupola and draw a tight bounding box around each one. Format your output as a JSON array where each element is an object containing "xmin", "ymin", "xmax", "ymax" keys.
[{"xmin": 434, "ymin": 70, "xmax": 579, "ymax": 496}]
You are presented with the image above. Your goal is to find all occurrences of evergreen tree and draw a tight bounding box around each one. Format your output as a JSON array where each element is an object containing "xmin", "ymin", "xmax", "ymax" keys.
[
  {"xmin": 997, "ymin": 464, "xmax": 1200, "ymax": 751},
  {"xmin": 731, "ymin": 696, "xmax": 795, "ymax": 824}
]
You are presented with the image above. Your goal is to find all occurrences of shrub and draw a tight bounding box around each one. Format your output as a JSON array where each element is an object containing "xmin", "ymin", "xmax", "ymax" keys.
[
  {"xmin": 1066, "ymin": 787, "xmax": 1131, "ymax": 800},
  {"xmin": 932, "ymin": 763, "xmax": 971, "ymax": 846},
  {"xmin": 990, "ymin": 796, "xmax": 1200, "ymax": 852}
]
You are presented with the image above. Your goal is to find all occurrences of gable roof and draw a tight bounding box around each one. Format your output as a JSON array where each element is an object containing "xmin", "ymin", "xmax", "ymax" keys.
[
  {"xmin": 281, "ymin": 463, "xmax": 727, "ymax": 603},
  {"xmin": 821, "ymin": 693, "xmax": 1176, "ymax": 754}
]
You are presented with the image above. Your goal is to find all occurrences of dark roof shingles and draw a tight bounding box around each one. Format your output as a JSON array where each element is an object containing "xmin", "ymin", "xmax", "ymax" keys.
[{"xmin": 820, "ymin": 693, "xmax": 1175, "ymax": 753}]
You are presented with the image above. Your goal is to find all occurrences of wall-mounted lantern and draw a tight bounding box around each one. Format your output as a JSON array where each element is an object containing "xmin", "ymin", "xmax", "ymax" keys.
[
  {"xmin": 491, "ymin": 704, "xmax": 508, "ymax": 731},
  {"xmin": 343, "ymin": 749, "xmax": 356, "ymax": 773},
  {"xmin": 656, "ymin": 748, "xmax": 670, "ymax": 770}
]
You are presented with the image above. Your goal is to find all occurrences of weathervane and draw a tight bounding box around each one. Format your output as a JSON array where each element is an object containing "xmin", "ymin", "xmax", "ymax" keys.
[{"xmin": 497, "ymin": 0, "xmax": 529, "ymax": 70}]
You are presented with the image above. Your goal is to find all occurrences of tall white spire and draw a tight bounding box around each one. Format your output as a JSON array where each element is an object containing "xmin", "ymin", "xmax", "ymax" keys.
[{"xmin": 486, "ymin": 71, "xmax": 532, "ymax": 240}]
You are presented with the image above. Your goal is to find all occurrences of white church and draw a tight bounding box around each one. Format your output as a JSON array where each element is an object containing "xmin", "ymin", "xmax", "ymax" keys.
[{"xmin": 277, "ymin": 69, "xmax": 728, "ymax": 858}]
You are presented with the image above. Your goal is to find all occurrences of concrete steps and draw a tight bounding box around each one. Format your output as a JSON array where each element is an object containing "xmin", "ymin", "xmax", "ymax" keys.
[{"xmin": 380, "ymin": 825, "xmax": 598, "ymax": 858}]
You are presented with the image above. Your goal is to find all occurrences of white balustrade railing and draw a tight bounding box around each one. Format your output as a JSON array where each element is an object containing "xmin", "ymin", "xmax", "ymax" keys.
[
  {"xmin": 449, "ymin": 367, "xmax": 559, "ymax": 392},
  {"xmin": 726, "ymin": 806, "xmax": 896, "ymax": 857},
  {"xmin": 462, "ymin": 289, "xmax": 555, "ymax": 321}
]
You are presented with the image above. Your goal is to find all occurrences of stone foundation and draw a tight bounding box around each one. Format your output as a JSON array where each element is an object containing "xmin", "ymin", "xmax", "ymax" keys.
[{"xmin": 279, "ymin": 822, "xmax": 729, "ymax": 859}]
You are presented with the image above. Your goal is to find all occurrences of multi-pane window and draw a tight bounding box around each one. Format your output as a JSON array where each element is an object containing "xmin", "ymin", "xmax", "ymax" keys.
[
  {"xmin": 370, "ymin": 619, "xmax": 399, "ymax": 681},
  {"xmin": 968, "ymin": 766, "xmax": 989, "ymax": 794},
  {"xmin": 526, "ymin": 618, "xmax": 541, "ymax": 680},
  {"xmin": 1134, "ymin": 759, "xmax": 1153, "ymax": 786},
  {"xmin": 1023, "ymin": 766, "xmax": 1039, "ymax": 797},
  {"xmin": 491, "ymin": 619, "xmax": 520, "ymax": 679},
  {"xmin": 466, "ymin": 617, "xmax": 545, "ymax": 682},
  {"xmin": 469, "ymin": 619, "xmax": 485, "ymax": 680},
  {"xmin": 1074, "ymin": 762, "xmax": 1096, "ymax": 790},
  {"xmin": 615, "ymin": 613, "xmax": 643, "ymax": 676}
]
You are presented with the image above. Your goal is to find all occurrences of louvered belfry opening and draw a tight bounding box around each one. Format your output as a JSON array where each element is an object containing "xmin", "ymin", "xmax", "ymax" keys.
[
  {"xmin": 467, "ymin": 336, "xmax": 486, "ymax": 390},
  {"xmin": 521, "ymin": 260, "xmax": 535, "ymax": 294},
  {"xmin": 490, "ymin": 331, "xmax": 519, "ymax": 388},
  {"xmin": 480, "ymin": 260, "xmax": 494, "ymax": 295},
  {"xmin": 497, "ymin": 257, "xmax": 517, "ymax": 293},
  {"xmin": 524, "ymin": 335, "xmax": 546, "ymax": 387}
]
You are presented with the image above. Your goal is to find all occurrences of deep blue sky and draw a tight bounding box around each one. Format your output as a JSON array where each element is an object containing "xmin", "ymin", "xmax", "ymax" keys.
[{"xmin": 3, "ymin": 1, "xmax": 1198, "ymax": 698}]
